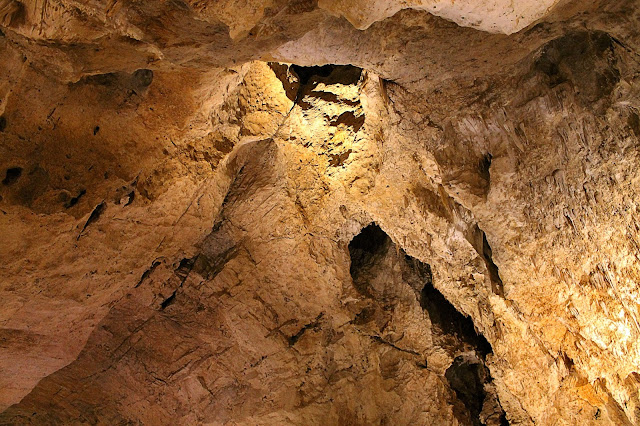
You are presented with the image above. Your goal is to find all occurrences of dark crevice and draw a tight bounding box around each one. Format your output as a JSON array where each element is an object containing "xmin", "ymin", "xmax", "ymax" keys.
[
  {"xmin": 174, "ymin": 256, "xmax": 197, "ymax": 285},
  {"xmin": 348, "ymin": 223, "xmax": 390, "ymax": 297},
  {"xmin": 478, "ymin": 153, "xmax": 492, "ymax": 187},
  {"xmin": 419, "ymin": 277, "xmax": 493, "ymax": 358},
  {"xmin": 160, "ymin": 256, "xmax": 198, "ymax": 310},
  {"xmin": 348, "ymin": 223, "xmax": 507, "ymax": 425},
  {"xmin": 369, "ymin": 335, "xmax": 421, "ymax": 356},
  {"xmin": 65, "ymin": 189, "xmax": 86, "ymax": 208},
  {"xmin": 124, "ymin": 190, "xmax": 135, "ymax": 206},
  {"xmin": 479, "ymin": 230, "xmax": 505, "ymax": 297},
  {"xmin": 160, "ymin": 291, "xmax": 177, "ymax": 310},
  {"xmin": 77, "ymin": 201, "xmax": 106, "ymax": 239},
  {"xmin": 291, "ymin": 65, "xmax": 333, "ymax": 85},
  {"xmin": 0, "ymin": 115, "xmax": 7, "ymax": 132},
  {"xmin": 2, "ymin": 167, "xmax": 22, "ymax": 185},
  {"xmin": 267, "ymin": 62, "xmax": 299, "ymax": 101},
  {"xmin": 446, "ymin": 357, "xmax": 486, "ymax": 425},
  {"xmin": 288, "ymin": 313, "xmax": 324, "ymax": 346},
  {"xmin": 446, "ymin": 357, "xmax": 509, "ymax": 426},
  {"xmin": 135, "ymin": 259, "xmax": 162, "ymax": 288},
  {"xmin": 290, "ymin": 64, "xmax": 362, "ymax": 100}
]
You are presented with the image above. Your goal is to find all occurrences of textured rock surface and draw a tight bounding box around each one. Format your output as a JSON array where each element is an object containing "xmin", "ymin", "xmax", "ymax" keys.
[
  {"xmin": 1, "ymin": 0, "xmax": 640, "ymax": 424},
  {"xmin": 317, "ymin": 0, "xmax": 562, "ymax": 33}
]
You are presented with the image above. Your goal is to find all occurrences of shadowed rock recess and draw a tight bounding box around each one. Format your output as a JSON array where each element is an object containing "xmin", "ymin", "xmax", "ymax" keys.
[{"xmin": 2, "ymin": 1, "xmax": 640, "ymax": 425}]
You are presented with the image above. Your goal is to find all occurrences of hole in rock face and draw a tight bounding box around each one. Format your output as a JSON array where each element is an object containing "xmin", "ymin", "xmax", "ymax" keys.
[
  {"xmin": 290, "ymin": 64, "xmax": 362, "ymax": 86},
  {"xmin": 480, "ymin": 230, "xmax": 504, "ymax": 297},
  {"xmin": 446, "ymin": 357, "xmax": 486, "ymax": 424},
  {"xmin": 349, "ymin": 223, "xmax": 492, "ymax": 355},
  {"xmin": 533, "ymin": 31, "xmax": 620, "ymax": 104},
  {"xmin": 478, "ymin": 153, "xmax": 492, "ymax": 184},
  {"xmin": 445, "ymin": 356, "xmax": 509, "ymax": 426},
  {"xmin": 348, "ymin": 224, "xmax": 506, "ymax": 425},
  {"xmin": 348, "ymin": 223, "xmax": 390, "ymax": 291},
  {"xmin": 132, "ymin": 69, "xmax": 154, "ymax": 89},
  {"xmin": 65, "ymin": 189, "xmax": 86, "ymax": 208},
  {"xmin": 2, "ymin": 167, "xmax": 22, "ymax": 185},
  {"xmin": 0, "ymin": 115, "xmax": 6, "ymax": 132},
  {"xmin": 291, "ymin": 64, "xmax": 334, "ymax": 85},
  {"xmin": 629, "ymin": 112, "xmax": 640, "ymax": 138},
  {"xmin": 419, "ymin": 276, "xmax": 493, "ymax": 358}
]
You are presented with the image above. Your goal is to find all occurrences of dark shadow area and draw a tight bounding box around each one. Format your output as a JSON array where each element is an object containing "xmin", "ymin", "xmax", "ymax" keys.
[
  {"xmin": 446, "ymin": 356, "xmax": 509, "ymax": 426},
  {"xmin": 419, "ymin": 277, "xmax": 493, "ymax": 358},
  {"xmin": 291, "ymin": 64, "xmax": 335, "ymax": 85},
  {"xmin": 348, "ymin": 223, "xmax": 390, "ymax": 294},
  {"xmin": 480, "ymin": 230, "xmax": 504, "ymax": 297},
  {"xmin": 348, "ymin": 223, "xmax": 507, "ymax": 425},
  {"xmin": 532, "ymin": 31, "xmax": 619, "ymax": 107},
  {"xmin": 330, "ymin": 111, "xmax": 365, "ymax": 132},
  {"xmin": 446, "ymin": 357, "xmax": 487, "ymax": 425},
  {"xmin": 291, "ymin": 64, "xmax": 362, "ymax": 86},
  {"xmin": 64, "ymin": 189, "xmax": 86, "ymax": 208},
  {"xmin": 478, "ymin": 153, "xmax": 492, "ymax": 187},
  {"xmin": 73, "ymin": 69, "xmax": 154, "ymax": 93},
  {"xmin": 2, "ymin": 167, "xmax": 22, "ymax": 185}
]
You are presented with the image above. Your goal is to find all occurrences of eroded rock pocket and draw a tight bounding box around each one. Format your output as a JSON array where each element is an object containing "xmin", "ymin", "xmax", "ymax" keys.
[
  {"xmin": 348, "ymin": 223, "xmax": 508, "ymax": 425},
  {"xmin": 2, "ymin": 167, "xmax": 22, "ymax": 185}
]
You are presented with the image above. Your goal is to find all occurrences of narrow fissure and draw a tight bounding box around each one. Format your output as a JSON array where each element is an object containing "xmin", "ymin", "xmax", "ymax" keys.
[
  {"xmin": 290, "ymin": 64, "xmax": 362, "ymax": 87},
  {"xmin": 479, "ymin": 229, "xmax": 504, "ymax": 297},
  {"xmin": 348, "ymin": 223, "xmax": 508, "ymax": 425}
]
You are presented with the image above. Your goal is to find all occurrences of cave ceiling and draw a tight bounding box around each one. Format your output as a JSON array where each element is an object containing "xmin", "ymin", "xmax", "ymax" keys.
[{"xmin": 1, "ymin": 0, "xmax": 640, "ymax": 424}]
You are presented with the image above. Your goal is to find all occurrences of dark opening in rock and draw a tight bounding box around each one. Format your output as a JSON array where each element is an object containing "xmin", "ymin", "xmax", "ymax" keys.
[
  {"xmin": 132, "ymin": 69, "xmax": 154, "ymax": 89},
  {"xmin": 291, "ymin": 64, "xmax": 362, "ymax": 86},
  {"xmin": 629, "ymin": 112, "xmax": 640, "ymax": 138},
  {"xmin": 348, "ymin": 224, "xmax": 507, "ymax": 425},
  {"xmin": 2, "ymin": 167, "xmax": 22, "ymax": 185},
  {"xmin": 65, "ymin": 189, "xmax": 86, "ymax": 208},
  {"xmin": 348, "ymin": 223, "xmax": 390, "ymax": 290},
  {"xmin": 446, "ymin": 357, "xmax": 486, "ymax": 425},
  {"xmin": 446, "ymin": 356, "xmax": 510, "ymax": 426},
  {"xmin": 0, "ymin": 115, "xmax": 6, "ymax": 132},
  {"xmin": 481, "ymin": 231, "xmax": 505, "ymax": 296},
  {"xmin": 479, "ymin": 153, "xmax": 492, "ymax": 184},
  {"xmin": 420, "ymin": 278, "xmax": 493, "ymax": 358}
]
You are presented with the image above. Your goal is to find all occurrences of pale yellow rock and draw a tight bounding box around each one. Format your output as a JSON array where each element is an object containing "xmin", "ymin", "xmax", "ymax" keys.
[
  {"xmin": 318, "ymin": 0, "xmax": 562, "ymax": 33},
  {"xmin": 1, "ymin": 1, "xmax": 640, "ymax": 425}
]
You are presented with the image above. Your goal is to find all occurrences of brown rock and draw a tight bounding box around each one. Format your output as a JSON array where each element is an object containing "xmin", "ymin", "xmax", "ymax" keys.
[{"xmin": 1, "ymin": 1, "xmax": 640, "ymax": 424}]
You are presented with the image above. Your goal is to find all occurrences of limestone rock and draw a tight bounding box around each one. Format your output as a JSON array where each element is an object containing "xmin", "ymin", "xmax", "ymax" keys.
[{"xmin": 1, "ymin": 0, "xmax": 640, "ymax": 425}]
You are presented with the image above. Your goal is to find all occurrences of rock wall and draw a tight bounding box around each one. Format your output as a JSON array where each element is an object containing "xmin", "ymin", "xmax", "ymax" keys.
[{"xmin": 1, "ymin": 0, "xmax": 640, "ymax": 424}]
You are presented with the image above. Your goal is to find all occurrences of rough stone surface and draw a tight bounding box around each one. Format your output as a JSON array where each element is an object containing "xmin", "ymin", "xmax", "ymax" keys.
[{"xmin": 1, "ymin": 0, "xmax": 640, "ymax": 424}]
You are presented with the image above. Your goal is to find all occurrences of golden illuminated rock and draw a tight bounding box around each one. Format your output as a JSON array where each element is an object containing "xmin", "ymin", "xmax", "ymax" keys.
[{"xmin": 1, "ymin": 1, "xmax": 640, "ymax": 425}]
